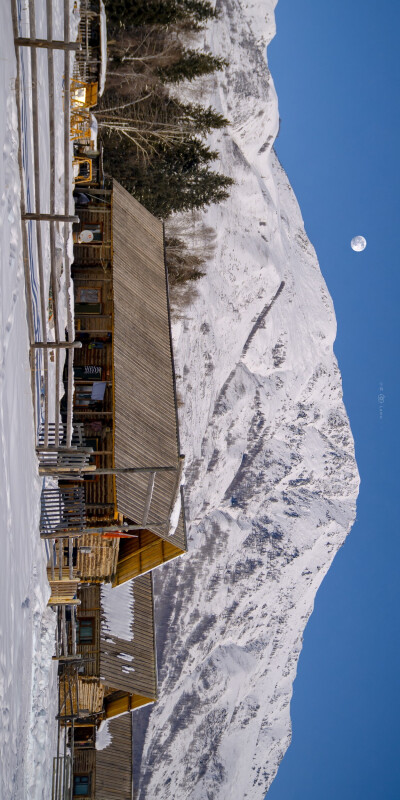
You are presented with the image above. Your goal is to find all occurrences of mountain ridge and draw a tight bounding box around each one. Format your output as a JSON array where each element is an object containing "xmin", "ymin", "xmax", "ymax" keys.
[{"xmin": 134, "ymin": 1, "xmax": 360, "ymax": 797}]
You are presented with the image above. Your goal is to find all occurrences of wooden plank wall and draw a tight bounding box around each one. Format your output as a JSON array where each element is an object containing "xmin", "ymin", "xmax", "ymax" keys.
[
  {"xmin": 78, "ymin": 678, "xmax": 104, "ymax": 714},
  {"xmin": 59, "ymin": 676, "xmax": 104, "ymax": 717},
  {"xmin": 76, "ymin": 585, "xmax": 101, "ymax": 676},
  {"xmin": 95, "ymin": 714, "xmax": 133, "ymax": 800},
  {"xmin": 76, "ymin": 535, "xmax": 119, "ymax": 583}
]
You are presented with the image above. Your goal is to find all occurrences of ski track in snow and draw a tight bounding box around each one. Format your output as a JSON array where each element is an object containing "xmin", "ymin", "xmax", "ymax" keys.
[{"xmin": 134, "ymin": 2, "xmax": 360, "ymax": 799}]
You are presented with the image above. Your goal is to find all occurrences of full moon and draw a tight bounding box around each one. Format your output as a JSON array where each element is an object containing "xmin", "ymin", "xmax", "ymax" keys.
[{"xmin": 351, "ymin": 235, "xmax": 367, "ymax": 252}]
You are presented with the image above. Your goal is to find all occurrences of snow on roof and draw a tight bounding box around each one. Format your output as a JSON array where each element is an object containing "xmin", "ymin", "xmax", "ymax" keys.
[
  {"xmin": 99, "ymin": 1, "xmax": 107, "ymax": 97},
  {"xmin": 168, "ymin": 468, "xmax": 185, "ymax": 536},
  {"xmin": 101, "ymin": 580, "xmax": 134, "ymax": 642},
  {"xmin": 96, "ymin": 719, "xmax": 112, "ymax": 751},
  {"xmin": 117, "ymin": 652, "xmax": 134, "ymax": 662},
  {"xmin": 168, "ymin": 488, "xmax": 182, "ymax": 536}
]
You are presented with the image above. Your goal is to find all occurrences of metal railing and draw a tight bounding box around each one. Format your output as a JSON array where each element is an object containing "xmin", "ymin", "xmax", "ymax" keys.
[{"xmin": 51, "ymin": 754, "xmax": 72, "ymax": 800}]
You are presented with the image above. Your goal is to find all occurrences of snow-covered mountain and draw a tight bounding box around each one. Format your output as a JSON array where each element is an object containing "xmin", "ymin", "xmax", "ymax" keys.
[{"xmin": 134, "ymin": 1, "xmax": 360, "ymax": 798}]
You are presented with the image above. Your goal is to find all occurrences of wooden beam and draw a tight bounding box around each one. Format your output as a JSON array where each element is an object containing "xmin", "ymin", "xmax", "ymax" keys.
[
  {"xmin": 142, "ymin": 472, "xmax": 156, "ymax": 526},
  {"xmin": 39, "ymin": 464, "xmax": 178, "ymax": 480},
  {"xmin": 22, "ymin": 212, "xmax": 79, "ymax": 222},
  {"xmin": 31, "ymin": 340, "xmax": 82, "ymax": 350},
  {"xmin": 41, "ymin": 523, "xmax": 160, "ymax": 540},
  {"xmin": 15, "ymin": 37, "xmax": 80, "ymax": 50}
]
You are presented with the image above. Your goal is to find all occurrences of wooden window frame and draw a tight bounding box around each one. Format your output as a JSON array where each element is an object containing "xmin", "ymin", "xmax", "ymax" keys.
[
  {"xmin": 77, "ymin": 617, "xmax": 95, "ymax": 645},
  {"xmin": 77, "ymin": 287, "xmax": 102, "ymax": 304},
  {"xmin": 73, "ymin": 772, "xmax": 92, "ymax": 797}
]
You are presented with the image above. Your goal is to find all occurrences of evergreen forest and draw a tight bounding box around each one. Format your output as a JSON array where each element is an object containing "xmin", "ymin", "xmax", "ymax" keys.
[{"xmin": 101, "ymin": 0, "xmax": 232, "ymax": 284}]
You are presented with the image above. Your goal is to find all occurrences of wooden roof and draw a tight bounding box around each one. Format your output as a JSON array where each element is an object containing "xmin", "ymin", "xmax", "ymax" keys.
[
  {"xmin": 95, "ymin": 714, "xmax": 132, "ymax": 800},
  {"xmin": 100, "ymin": 573, "xmax": 157, "ymax": 701},
  {"xmin": 111, "ymin": 180, "xmax": 186, "ymax": 554}
]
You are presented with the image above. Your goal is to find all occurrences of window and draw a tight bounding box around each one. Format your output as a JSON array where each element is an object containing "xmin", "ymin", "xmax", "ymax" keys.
[
  {"xmin": 74, "ymin": 725, "xmax": 95, "ymax": 745},
  {"xmin": 74, "ymin": 387, "xmax": 93, "ymax": 407},
  {"xmin": 77, "ymin": 287, "xmax": 101, "ymax": 304},
  {"xmin": 75, "ymin": 287, "xmax": 102, "ymax": 316},
  {"xmin": 73, "ymin": 774, "xmax": 91, "ymax": 796},
  {"xmin": 74, "ymin": 302, "xmax": 102, "ymax": 315},
  {"xmin": 77, "ymin": 618, "xmax": 94, "ymax": 645}
]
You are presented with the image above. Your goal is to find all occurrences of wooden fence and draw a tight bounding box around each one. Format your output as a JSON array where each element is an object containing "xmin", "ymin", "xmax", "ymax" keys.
[{"xmin": 11, "ymin": 0, "xmax": 80, "ymax": 449}]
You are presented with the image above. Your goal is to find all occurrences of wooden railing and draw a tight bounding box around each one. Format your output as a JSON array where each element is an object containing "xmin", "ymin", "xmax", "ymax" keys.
[{"xmin": 11, "ymin": 0, "xmax": 81, "ymax": 448}]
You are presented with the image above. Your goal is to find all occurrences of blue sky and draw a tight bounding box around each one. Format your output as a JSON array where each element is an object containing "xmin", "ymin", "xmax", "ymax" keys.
[{"xmin": 266, "ymin": 1, "xmax": 400, "ymax": 798}]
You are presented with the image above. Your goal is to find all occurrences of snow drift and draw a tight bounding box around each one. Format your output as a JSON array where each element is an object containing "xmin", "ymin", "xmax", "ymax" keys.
[{"xmin": 133, "ymin": 1, "xmax": 360, "ymax": 799}]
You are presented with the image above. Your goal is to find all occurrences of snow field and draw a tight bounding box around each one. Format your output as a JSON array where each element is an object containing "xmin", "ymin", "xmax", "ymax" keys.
[{"xmin": 0, "ymin": 0, "xmax": 79, "ymax": 797}]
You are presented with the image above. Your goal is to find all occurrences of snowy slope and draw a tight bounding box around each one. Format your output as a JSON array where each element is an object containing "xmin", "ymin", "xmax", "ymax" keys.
[{"xmin": 134, "ymin": 1, "xmax": 360, "ymax": 799}]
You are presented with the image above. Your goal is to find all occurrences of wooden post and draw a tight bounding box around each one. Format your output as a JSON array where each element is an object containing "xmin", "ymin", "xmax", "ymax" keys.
[
  {"xmin": 39, "ymin": 464, "xmax": 178, "ymax": 477},
  {"xmin": 50, "ymin": 539, "xmax": 55, "ymax": 581},
  {"xmin": 71, "ymin": 604, "xmax": 77, "ymax": 655},
  {"xmin": 36, "ymin": 445, "xmax": 93, "ymax": 453},
  {"xmin": 58, "ymin": 538, "xmax": 63, "ymax": 581},
  {"xmin": 40, "ymin": 521, "xmax": 166, "ymax": 540},
  {"xmin": 84, "ymin": 503, "xmax": 114, "ymax": 510},
  {"xmin": 52, "ymin": 654, "xmax": 82, "ymax": 662},
  {"xmin": 61, "ymin": 605, "xmax": 67, "ymax": 654},
  {"xmin": 22, "ymin": 212, "xmax": 79, "ymax": 222},
  {"xmin": 69, "ymin": 538, "xmax": 73, "ymax": 580},
  {"xmin": 31, "ymin": 341, "xmax": 82, "ymax": 350},
  {"xmin": 142, "ymin": 472, "xmax": 156, "ymax": 526},
  {"xmin": 85, "ymin": 188, "xmax": 112, "ymax": 197},
  {"xmin": 14, "ymin": 37, "xmax": 80, "ymax": 50}
]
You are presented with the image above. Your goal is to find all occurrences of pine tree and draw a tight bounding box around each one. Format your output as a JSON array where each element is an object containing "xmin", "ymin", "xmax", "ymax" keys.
[
  {"xmin": 104, "ymin": 135, "xmax": 233, "ymax": 218},
  {"xmin": 104, "ymin": 0, "xmax": 218, "ymax": 29},
  {"xmin": 157, "ymin": 50, "xmax": 227, "ymax": 83},
  {"xmin": 128, "ymin": 161, "xmax": 233, "ymax": 217},
  {"xmin": 101, "ymin": 0, "xmax": 233, "ymax": 225},
  {"xmin": 185, "ymin": 104, "xmax": 227, "ymax": 133},
  {"xmin": 160, "ymin": 138, "xmax": 219, "ymax": 172}
]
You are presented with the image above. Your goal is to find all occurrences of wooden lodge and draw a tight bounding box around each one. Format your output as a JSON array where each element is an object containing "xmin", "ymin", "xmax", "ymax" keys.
[
  {"xmin": 70, "ymin": 180, "xmax": 187, "ymax": 585},
  {"xmin": 72, "ymin": 713, "xmax": 133, "ymax": 799},
  {"xmin": 62, "ymin": 574, "xmax": 157, "ymax": 720}
]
